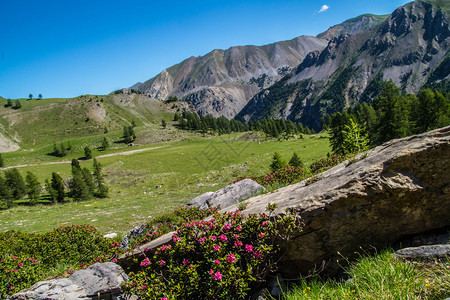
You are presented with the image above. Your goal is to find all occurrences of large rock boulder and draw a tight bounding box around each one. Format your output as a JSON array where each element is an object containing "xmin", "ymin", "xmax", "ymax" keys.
[
  {"xmin": 220, "ymin": 126, "xmax": 450, "ymax": 277},
  {"xmin": 187, "ymin": 178, "xmax": 265, "ymax": 210},
  {"xmin": 117, "ymin": 127, "xmax": 450, "ymax": 278},
  {"xmin": 11, "ymin": 262, "xmax": 128, "ymax": 300}
]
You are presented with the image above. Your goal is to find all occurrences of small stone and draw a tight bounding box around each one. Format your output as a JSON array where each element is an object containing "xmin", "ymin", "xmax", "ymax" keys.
[{"xmin": 103, "ymin": 233, "xmax": 118, "ymax": 239}]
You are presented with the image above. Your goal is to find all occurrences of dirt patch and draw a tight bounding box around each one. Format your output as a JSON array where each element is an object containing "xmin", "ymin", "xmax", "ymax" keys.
[{"xmin": 0, "ymin": 132, "xmax": 20, "ymax": 152}]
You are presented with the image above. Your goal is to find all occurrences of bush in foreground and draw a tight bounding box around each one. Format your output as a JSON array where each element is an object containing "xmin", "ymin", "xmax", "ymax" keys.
[
  {"xmin": 123, "ymin": 207, "xmax": 299, "ymax": 299},
  {"xmin": 0, "ymin": 225, "xmax": 123, "ymax": 297}
]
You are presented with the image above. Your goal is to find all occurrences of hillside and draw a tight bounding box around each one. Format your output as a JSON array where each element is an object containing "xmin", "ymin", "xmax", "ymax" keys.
[
  {"xmin": 0, "ymin": 94, "xmax": 192, "ymax": 152},
  {"xmin": 236, "ymin": 0, "xmax": 450, "ymax": 130}
]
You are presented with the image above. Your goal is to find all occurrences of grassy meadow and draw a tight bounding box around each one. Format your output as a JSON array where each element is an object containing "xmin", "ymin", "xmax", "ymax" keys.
[{"xmin": 0, "ymin": 97, "xmax": 331, "ymax": 234}]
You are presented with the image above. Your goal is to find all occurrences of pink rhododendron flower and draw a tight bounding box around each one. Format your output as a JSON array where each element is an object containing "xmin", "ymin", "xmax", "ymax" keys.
[
  {"xmin": 140, "ymin": 258, "xmax": 151, "ymax": 266},
  {"xmin": 214, "ymin": 272, "xmax": 223, "ymax": 281},
  {"xmin": 209, "ymin": 269, "xmax": 214, "ymax": 275},
  {"xmin": 219, "ymin": 234, "xmax": 227, "ymax": 241},
  {"xmin": 233, "ymin": 234, "xmax": 240, "ymax": 239},
  {"xmin": 213, "ymin": 245, "xmax": 221, "ymax": 251},
  {"xmin": 182, "ymin": 259, "xmax": 190, "ymax": 265},
  {"xmin": 161, "ymin": 245, "xmax": 172, "ymax": 251},
  {"xmin": 245, "ymin": 244, "xmax": 253, "ymax": 252},
  {"xmin": 253, "ymin": 252, "xmax": 262, "ymax": 258},
  {"xmin": 226, "ymin": 254, "xmax": 236, "ymax": 263},
  {"xmin": 158, "ymin": 260, "xmax": 166, "ymax": 266},
  {"xmin": 234, "ymin": 241, "xmax": 243, "ymax": 247},
  {"xmin": 18, "ymin": 263, "xmax": 23, "ymax": 267},
  {"xmin": 259, "ymin": 232, "xmax": 265, "ymax": 238},
  {"xmin": 236, "ymin": 225, "xmax": 242, "ymax": 232},
  {"xmin": 160, "ymin": 298, "xmax": 168, "ymax": 300},
  {"xmin": 214, "ymin": 259, "xmax": 220, "ymax": 264},
  {"xmin": 223, "ymin": 224, "xmax": 232, "ymax": 231},
  {"xmin": 111, "ymin": 258, "xmax": 117, "ymax": 262},
  {"xmin": 197, "ymin": 236, "xmax": 207, "ymax": 243},
  {"xmin": 262, "ymin": 221, "xmax": 269, "ymax": 226},
  {"xmin": 209, "ymin": 236, "xmax": 217, "ymax": 241}
]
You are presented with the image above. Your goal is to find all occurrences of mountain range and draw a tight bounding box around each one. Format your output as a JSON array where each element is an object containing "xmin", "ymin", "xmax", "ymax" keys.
[{"xmin": 128, "ymin": 0, "xmax": 450, "ymax": 130}]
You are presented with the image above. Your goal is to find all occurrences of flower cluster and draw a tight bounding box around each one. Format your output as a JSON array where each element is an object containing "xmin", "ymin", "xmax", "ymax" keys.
[
  {"xmin": 123, "ymin": 208, "xmax": 299, "ymax": 299},
  {"xmin": 0, "ymin": 225, "xmax": 124, "ymax": 297},
  {"xmin": 0, "ymin": 254, "xmax": 44, "ymax": 297}
]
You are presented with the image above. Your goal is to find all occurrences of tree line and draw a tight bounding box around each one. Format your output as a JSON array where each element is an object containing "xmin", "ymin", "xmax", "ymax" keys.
[
  {"xmin": 0, "ymin": 158, "xmax": 108, "ymax": 209},
  {"xmin": 174, "ymin": 111, "xmax": 315, "ymax": 138},
  {"xmin": 326, "ymin": 82, "xmax": 450, "ymax": 155}
]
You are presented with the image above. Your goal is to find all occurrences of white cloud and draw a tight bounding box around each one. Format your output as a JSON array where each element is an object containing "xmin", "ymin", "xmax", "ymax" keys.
[{"xmin": 318, "ymin": 5, "xmax": 329, "ymax": 13}]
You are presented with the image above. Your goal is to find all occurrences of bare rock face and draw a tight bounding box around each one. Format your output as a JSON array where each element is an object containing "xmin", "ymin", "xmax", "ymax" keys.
[
  {"xmin": 222, "ymin": 126, "xmax": 450, "ymax": 277},
  {"xmin": 11, "ymin": 262, "xmax": 128, "ymax": 300},
  {"xmin": 187, "ymin": 178, "xmax": 265, "ymax": 210},
  {"xmin": 394, "ymin": 245, "xmax": 450, "ymax": 261},
  {"xmin": 131, "ymin": 36, "xmax": 327, "ymax": 119}
]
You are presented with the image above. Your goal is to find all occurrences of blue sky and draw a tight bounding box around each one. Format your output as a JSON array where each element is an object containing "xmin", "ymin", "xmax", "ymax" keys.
[{"xmin": 0, "ymin": 0, "xmax": 410, "ymax": 99}]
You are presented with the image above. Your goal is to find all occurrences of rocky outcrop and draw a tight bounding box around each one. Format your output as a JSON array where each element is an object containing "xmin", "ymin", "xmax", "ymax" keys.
[
  {"xmin": 11, "ymin": 262, "xmax": 128, "ymax": 300},
  {"xmin": 221, "ymin": 126, "xmax": 450, "ymax": 277},
  {"xmin": 130, "ymin": 36, "xmax": 327, "ymax": 119},
  {"xmin": 394, "ymin": 245, "xmax": 450, "ymax": 261},
  {"xmin": 187, "ymin": 178, "xmax": 265, "ymax": 210}
]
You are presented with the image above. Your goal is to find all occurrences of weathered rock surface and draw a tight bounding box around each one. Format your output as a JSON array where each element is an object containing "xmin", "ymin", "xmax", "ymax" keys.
[
  {"xmin": 221, "ymin": 126, "xmax": 450, "ymax": 277},
  {"xmin": 187, "ymin": 178, "xmax": 266, "ymax": 210},
  {"xmin": 394, "ymin": 244, "xmax": 450, "ymax": 261},
  {"xmin": 11, "ymin": 262, "xmax": 128, "ymax": 300}
]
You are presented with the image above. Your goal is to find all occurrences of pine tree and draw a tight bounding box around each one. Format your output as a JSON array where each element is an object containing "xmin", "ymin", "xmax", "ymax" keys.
[
  {"xmin": 4, "ymin": 168, "xmax": 26, "ymax": 200},
  {"xmin": 342, "ymin": 119, "xmax": 369, "ymax": 154},
  {"xmin": 45, "ymin": 179, "xmax": 57, "ymax": 203},
  {"xmin": 14, "ymin": 100, "xmax": 21, "ymax": 109},
  {"xmin": 70, "ymin": 163, "xmax": 90, "ymax": 201},
  {"xmin": 84, "ymin": 146, "xmax": 92, "ymax": 159},
  {"xmin": 81, "ymin": 168, "xmax": 95, "ymax": 195},
  {"xmin": 51, "ymin": 172, "xmax": 65, "ymax": 202},
  {"xmin": 131, "ymin": 119, "xmax": 137, "ymax": 128},
  {"xmin": 4, "ymin": 99, "xmax": 13, "ymax": 107},
  {"xmin": 270, "ymin": 152, "xmax": 285, "ymax": 173},
  {"xmin": 270, "ymin": 123, "xmax": 279, "ymax": 138},
  {"xmin": 161, "ymin": 120, "xmax": 167, "ymax": 129},
  {"xmin": 93, "ymin": 158, "xmax": 108, "ymax": 198},
  {"xmin": 52, "ymin": 143, "xmax": 61, "ymax": 157},
  {"xmin": 0, "ymin": 153, "xmax": 4, "ymax": 168},
  {"xmin": 60, "ymin": 143, "xmax": 67, "ymax": 157},
  {"xmin": 26, "ymin": 171, "xmax": 41, "ymax": 204},
  {"xmin": 0, "ymin": 174, "xmax": 13, "ymax": 208},
  {"xmin": 329, "ymin": 112, "xmax": 352, "ymax": 155},
  {"xmin": 123, "ymin": 126, "xmax": 135, "ymax": 143},
  {"xmin": 289, "ymin": 152, "xmax": 303, "ymax": 168},
  {"xmin": 101, "ymin": 137, "xmax": 109, "ymax": 150}
]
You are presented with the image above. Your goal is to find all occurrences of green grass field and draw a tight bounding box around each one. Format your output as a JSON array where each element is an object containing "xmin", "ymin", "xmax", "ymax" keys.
[{"xmin": 0, "ymin": 126, "xmax": 331, "ymax": 234}]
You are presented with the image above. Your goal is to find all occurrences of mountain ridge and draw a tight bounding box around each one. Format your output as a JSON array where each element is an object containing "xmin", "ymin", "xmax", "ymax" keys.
[
  {"xmin": 127, "ymin": 0, "xmax": 449, "ymax": 128},
  {"xmin": 236, "ymin": 0, "xmax": 450, "ymax": 130}
]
